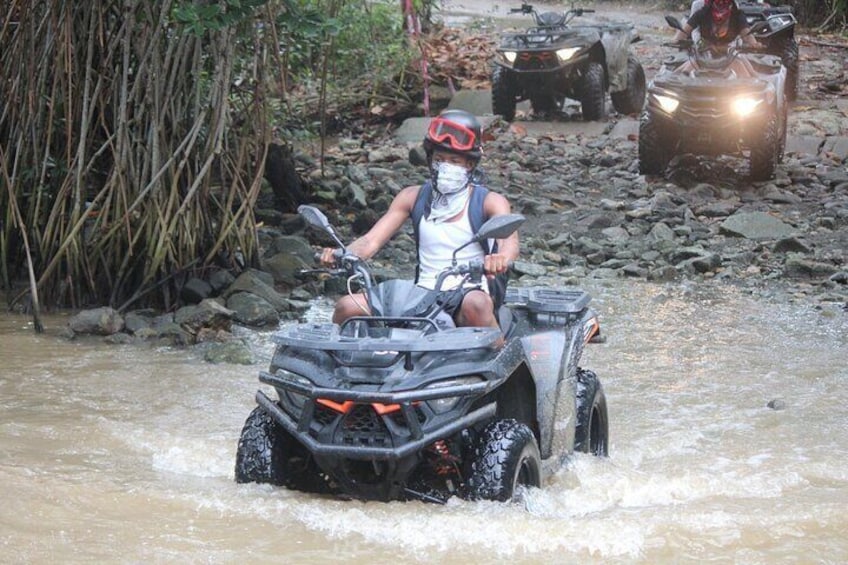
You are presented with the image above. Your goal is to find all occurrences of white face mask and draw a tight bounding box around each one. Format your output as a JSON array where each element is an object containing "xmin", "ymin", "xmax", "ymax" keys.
[
  {"xmin": 429, "ymin": 161, "xmax": 471, "ymax": 222},
  {"xmin": 433, "ymin": 161, "xmax": 471, "ymax": 195}
]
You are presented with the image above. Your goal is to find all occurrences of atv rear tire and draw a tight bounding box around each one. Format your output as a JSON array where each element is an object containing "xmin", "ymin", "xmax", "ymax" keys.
[
  {"xmin": 235, "ymin": 406, "xmax": 329, "ymax": 492},
  {"xmin": 492, "ymin": 65, "xmax": 517, "ymax": 122},
  {"xmin": 610, "ymin": 56, "xmax": 646, "ymax": 115},
  {"xmin": 750, "ymin": 115, "xmax": 780, "ymax": 181},
  {"xmin": 574, "ymin": 369, "xmax": 609, "ymax": 456},
  {"xmin": 466, "ymin": 419, "xmax": 541, "ymax": 502},
  {"xmin": 638, "ymin": 112, "xmax": 671, "ymax": 176},
  {"xmin": 580, "ymin": 61, "xmax": 606, "ymax": 121}
]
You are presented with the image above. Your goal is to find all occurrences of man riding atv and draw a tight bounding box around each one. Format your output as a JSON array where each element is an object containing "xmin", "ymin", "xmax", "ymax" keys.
[
  {"xmin": 320, "ymin": 109, "xmax": 518, "ymax": 347},
  {"xmin": 676, "ymin": 0, "xmax": 761, "ymax": 51}
]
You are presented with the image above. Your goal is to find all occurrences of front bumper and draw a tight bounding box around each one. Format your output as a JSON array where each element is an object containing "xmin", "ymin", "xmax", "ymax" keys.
[{"xmin": 257, "ymin": 369, "xmax": 496, "ymax": 461}]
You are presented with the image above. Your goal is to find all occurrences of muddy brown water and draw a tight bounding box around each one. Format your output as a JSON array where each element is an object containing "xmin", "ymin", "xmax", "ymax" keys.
[{"xmin": 2, "ymin": 280, "xmax": 846, "ymax": 563}]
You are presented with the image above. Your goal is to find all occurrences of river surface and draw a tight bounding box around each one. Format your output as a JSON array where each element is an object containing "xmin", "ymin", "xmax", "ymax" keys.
[{"xmin": 1, "ymin": 280, "xmax": 846, "ymax": 564}]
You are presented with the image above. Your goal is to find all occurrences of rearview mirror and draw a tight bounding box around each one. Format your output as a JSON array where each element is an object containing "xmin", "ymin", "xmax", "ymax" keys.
[
  {"xmin": 297, "ymin": 205, "xmax": 345, "ymax": 249},
  {"xmin": 474, "ymin": 214, "xmax": 526, "ymax": 242},
  {"xmin": 665, "ymin": 15, "xmax": 684, "ymax": 31},
  {"xmin": 451, "ymin": 214, "xmax": 525, "ymax": 264}
]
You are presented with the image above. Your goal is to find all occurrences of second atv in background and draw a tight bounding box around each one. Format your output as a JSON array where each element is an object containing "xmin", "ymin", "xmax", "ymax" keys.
[{"xmin": 491, "ymin": 2, "xmax": 646, "ymax": 121}]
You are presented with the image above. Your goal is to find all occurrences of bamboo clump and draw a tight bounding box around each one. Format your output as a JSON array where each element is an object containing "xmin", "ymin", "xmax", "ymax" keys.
[{"xmin": 0, "ymin": 0, "xmax": 269, "ymax": 314}]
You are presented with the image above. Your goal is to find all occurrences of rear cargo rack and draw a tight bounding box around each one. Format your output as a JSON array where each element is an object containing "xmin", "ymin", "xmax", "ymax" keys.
[{"xmin": 505, "ymin": 286, "xmax": 590, "ymax": 313}]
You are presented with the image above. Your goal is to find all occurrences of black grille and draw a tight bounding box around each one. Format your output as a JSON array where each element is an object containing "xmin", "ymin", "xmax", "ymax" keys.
[
  {"xmin": 516, "ymin": 51, "xmax": 557, "ymax": 71},
  {"xmin": 341, "ymin": 405, "xmax": 391, "ymax": 447},
  {"xmin": 314, "ymin": 404, "xmax": 338, "ymax": 426}
]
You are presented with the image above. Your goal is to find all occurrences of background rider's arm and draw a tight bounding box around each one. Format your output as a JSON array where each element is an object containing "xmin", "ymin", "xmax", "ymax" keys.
[
  {"xmin": 483, "ymin": 192, "xmax": 520, "ymax": 275},
  {"xmin": 322, "ymin": 185, "xmax": 418, "ymax": 264},
  {"xmin": 674, "ymin": 23, "xmax": 694, "ymax": 41}
]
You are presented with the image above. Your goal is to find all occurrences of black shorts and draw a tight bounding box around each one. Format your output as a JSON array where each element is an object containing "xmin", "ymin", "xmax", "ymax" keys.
[{"xmin": 437, "ymin": 285, "xmax": 487, "ymax": 319}]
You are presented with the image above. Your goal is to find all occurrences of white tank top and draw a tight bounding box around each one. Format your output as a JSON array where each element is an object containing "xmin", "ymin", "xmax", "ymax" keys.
[{"xmin": 416, "ymin": 202, "xmax": 487, "ymax": 291}]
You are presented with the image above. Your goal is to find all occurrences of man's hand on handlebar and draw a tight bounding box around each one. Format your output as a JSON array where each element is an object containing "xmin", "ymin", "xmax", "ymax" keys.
[
  {"xmin": 319, "ymin": 247, "xmax": 343, "ymax": 268},
  {"xmin": 484, "ymin": 253, "xmax": 511, "ymax": 278}
]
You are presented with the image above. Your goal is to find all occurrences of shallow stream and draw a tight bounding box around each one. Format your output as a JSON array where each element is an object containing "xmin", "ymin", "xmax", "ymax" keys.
[{"xmin": 2, "ymin": 280, "xmax": 846, "ymax": 563}]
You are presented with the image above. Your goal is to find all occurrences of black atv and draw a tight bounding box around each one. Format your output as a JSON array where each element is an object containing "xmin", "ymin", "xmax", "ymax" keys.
[
  {"xmin": 234, "ymin": 205, "xmax": 609, "ymax": 503},
  {"xmin": 689, "ymin": 1, "xmax": 799, "ymax": 101},
  {"xmin": 491, "ymin": 2, "xmax": 646, "ymax": 121},
  {"xmin": 638, "ymin": 16, "xmax": 788, "ymax": 181},
  {"xmin": 738, "ymin": 1, "xmax": 799, "ymax": 101}
]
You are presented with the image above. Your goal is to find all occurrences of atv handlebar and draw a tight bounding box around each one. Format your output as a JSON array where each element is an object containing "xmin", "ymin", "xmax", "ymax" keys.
[
  {"xmin": 308, "ymin": 251, "xmax": 487, "ymax": 295},
  {"xmin": 663, "ymin": 39, "xmax": 693, "ymax": 50}
]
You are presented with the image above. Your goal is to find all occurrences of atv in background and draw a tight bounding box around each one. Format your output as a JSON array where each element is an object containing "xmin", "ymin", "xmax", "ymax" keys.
[
  {"xmin": 639, "ymin": 16, "xmax": 788, "ymax": 181},
  {"xmin": 491, "ymin": 2, "xmax": 646, "ymax": 121},
  {"xmin": 688, "ymin": 1, "xmax": 798, "ymax": 101},
  {"xmin": 234, "ymin": 206, "xmax": 610, "ymax": 503},
  {"xmin": 739, "ymin": 1, "xmax": 799, "ymax": 101}
]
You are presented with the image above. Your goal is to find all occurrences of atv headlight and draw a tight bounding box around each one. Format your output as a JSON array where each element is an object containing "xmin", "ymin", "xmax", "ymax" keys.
[
  {"xmin": 653, "ymin": 94, "xmax": 679, "ymax": 113},
  {"xmin": 556, "ymin": 47, "xmax": 580, "ymax": 62},
  {"xmin": 424, "ymin": 376, "xmax": 482, "ymax": 414},
  {"xmin": 276, "ymin": 369, "xmax": 312, "ymax": 414},
  {"xmin": 501, "ymin": 51, "xmax": 517, "ymax": 64},
  {"xmin": 732, "ymin": 96, "xmax": 763, "ymax": 117}
]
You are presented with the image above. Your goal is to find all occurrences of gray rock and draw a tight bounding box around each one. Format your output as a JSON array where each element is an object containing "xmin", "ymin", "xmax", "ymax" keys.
[
  {"xmin": 226, "ymin": 292, "xmax": 281, "ymax": 327},
  {"xmin": 262, "ymin": 252, "xmax": 311, "ymax": 287},
  {"xmin": 773, "ymin": 237, "xmax": 811, "ymax": 254},
  {"xmin": 784, "ymin": 256, "xmax": 840, "ymax": 279},
  {"xmin": 203, "ymin": 341, "xmax": 255, "ymax": 365},
  {"xmin": 649, "ymin": 222, "xmax": 676, "ymax": 242},
  {"xmin": 225, "ymin": 271, "xmax": 289, "ymax": 312},
  {"xmin": 124, "ymin": 311, "xmax": 153, "ymax": 334},
  {"xmin": 174, "ymin": 299, "xmax": 234, "ymax": 334},
  {"xmin": 208, "ymin": 270, "xmax": 236, "ymax": 294},
  {"xmin": 719, "ymin": 212, "xmax": 796, "ymax": 240},
  {"xmin": 511, "ymin": 260, "xmax": 547, "ymax": 277},
  {"xmin": 181, "ymin": 277, "xmax": 213, "ymax": 304},
  {"xmin": 767, "ymin": 399, "xmax": 787, "ymax": 410},
  {"xmin": 68, "ymin": 307, "xmax": 125, "ymax": 336}
]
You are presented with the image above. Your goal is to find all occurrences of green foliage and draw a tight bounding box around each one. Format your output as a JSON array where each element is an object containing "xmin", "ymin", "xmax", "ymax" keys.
[{"xmin": 173, "ymin": 0, "xmax": 269, "ymax": 35}]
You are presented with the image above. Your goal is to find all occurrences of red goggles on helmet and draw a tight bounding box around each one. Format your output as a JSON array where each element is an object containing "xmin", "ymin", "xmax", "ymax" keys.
[{"xmin": 427, "ymin": 117, "xmax": 478, "ymax": 152}]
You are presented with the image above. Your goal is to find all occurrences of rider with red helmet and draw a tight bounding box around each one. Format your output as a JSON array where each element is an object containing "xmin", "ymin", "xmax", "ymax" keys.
[
  {"xmin": 675, "ymin": 0, "xmax": 759, "ymax": 47},
  {"xmin": 320, "ymin": 109, "xmax": 518, "ymax": 344}
]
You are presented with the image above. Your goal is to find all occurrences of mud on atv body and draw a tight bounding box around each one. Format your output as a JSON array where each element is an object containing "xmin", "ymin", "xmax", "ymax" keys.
[
  {"xmin": 639, "ymin": 16, "xmax": 788, "ymax": 181},
  {"xmin": 492, "ymin": 2, "xmax": 646, "ymax": 121},
  {"xmin": 234, "ymin": 208, "xmax": 609, "ymax": 503}
]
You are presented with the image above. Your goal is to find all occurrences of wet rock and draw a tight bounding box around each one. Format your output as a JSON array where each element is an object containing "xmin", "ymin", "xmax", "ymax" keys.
[
  {"xmin": 767, "ymin": 399, "xmax": 787, "ymax": 411},
  {"xmin": 174, "ymin": 299, "xmax": 234, "ymax": 334},
  {"xmin": 104, "ymin": 333, "xmax": 135, "ymax": 345},
  {"xmin": 225, "ymin": 270, "xmax": 289, "ymax": 312},
  {"xmin": 202, "ymin": 341, "xmax": 255, "ymax": 365},
  {"xmin": 69, "ymin": 307, "xmax": 125, "ymax": 336},
  {"xmin": 262, "ymin": 252, "xmax": 311, "ymax": 288},
  {"xmin": 181, "ymin": 277, "xmax": 213, "ymax": 304},
  {"xmin": 226, "ymin": 292, "xmax": 281, "ymax": 327},
  {"xmin": 208, "ymin": 270, "xmax": 236, "ymax": 294},
  {"xmin": 124, "ymin": 311, "xmax": 154, "ymax": 335}
]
